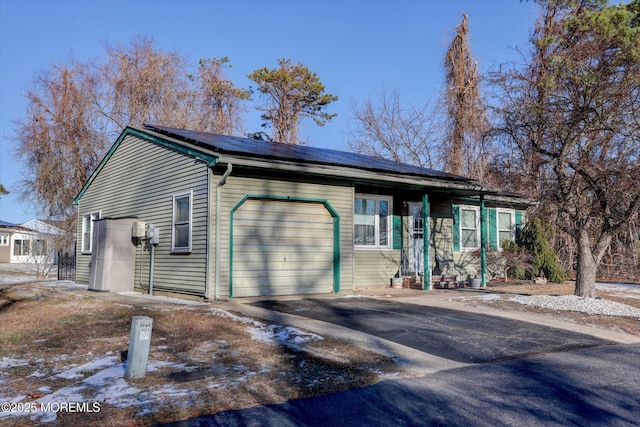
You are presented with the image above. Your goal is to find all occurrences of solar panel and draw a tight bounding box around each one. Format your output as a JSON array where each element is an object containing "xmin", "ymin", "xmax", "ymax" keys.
[{"xmin": 143, "ymin": 124, "xmax": 472, "ymax": 182}]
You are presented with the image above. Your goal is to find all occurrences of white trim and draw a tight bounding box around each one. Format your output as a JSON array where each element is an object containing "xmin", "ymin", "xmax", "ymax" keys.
[
  {"xmin": 0, "ymin": 233, "xmax": 8, "ymax": 246},
  {"xmin": 171, "ymin": 190, "xmax": 193, "ymax": 253},
  {"xmin": 459, "ymin": 205, "xmax": 480, "ymax": 251},
  {"xmin": 354, "ymin": 193, "xmax": 392, "ymax": 250},
  {"xmin": 496, "ymin": 208, "xmax": 516, "ymax": 249},
  {"xmin": 80, "ymin": 211, "xmax": 101, "ymax": 254}
]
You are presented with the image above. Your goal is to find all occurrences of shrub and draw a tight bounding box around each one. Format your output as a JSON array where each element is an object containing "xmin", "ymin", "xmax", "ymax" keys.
[{"xmin": 518, "ymin": 219, "xmax": 566, "ymax": 283}]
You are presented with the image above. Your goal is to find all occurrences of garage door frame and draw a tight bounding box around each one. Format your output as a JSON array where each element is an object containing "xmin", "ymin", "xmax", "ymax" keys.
[{"xmin": 229, "ymin": 194, "xmax": 340, "ymax": 298}]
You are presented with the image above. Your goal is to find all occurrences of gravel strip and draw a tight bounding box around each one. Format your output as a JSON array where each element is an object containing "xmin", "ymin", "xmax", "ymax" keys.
[{"xmin": 509, "ymin": 294, "xmax": 640, "ymax": 318}]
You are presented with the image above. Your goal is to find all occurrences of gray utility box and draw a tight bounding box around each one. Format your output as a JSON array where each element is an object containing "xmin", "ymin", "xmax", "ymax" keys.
[{"xmin": 89, "ymin": 218, "xmax": 136, "ymax": 292}]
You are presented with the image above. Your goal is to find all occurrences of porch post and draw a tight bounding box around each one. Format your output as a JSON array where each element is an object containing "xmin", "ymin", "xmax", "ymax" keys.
[
  {"xmin": 480, "ymin": 195, "xmax": 487, "ymax": 288},
  {"xmin": 423, "ymin": 193, "xmax": 431, "ymax": 291}
]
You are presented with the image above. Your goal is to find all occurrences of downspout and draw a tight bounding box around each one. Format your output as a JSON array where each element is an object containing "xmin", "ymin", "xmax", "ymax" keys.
[{"xmin": 214, "ymin": 163, "xmax": 232, "ymax": 300}]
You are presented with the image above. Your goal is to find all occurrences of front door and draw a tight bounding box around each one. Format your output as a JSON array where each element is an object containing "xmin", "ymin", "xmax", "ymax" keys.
[{"xmin": 404, "ymin": 202, "xmax": 424, "ymax": 276}]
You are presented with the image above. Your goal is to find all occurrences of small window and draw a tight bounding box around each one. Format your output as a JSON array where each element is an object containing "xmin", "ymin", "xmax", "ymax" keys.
[
  {"xmin": 354, "ymin": 195, "xmax": 392, "ymax": 249},
  {"xmin": 0, "ymin": 234, "xmax": 8, "ymax": 246},
  {"xmin": 33, "ymin": 239, "xmax": 47, "ymax": 256},
  {"xmin": 172, "ymin": 191, "xmax": 192, "ymax": 253},
  {"xmin": 497, "ymin": 209, "xmax": 515, "ymax": 249},
  {"xmin": 13, "ymin": 239, "xmax": 30, "ymax": 256},
  {"xmin": 460, "ymin": 206, "xmax": 480, "ymax": 250},
  {"xmin": 81, "ymin": 212, "xmax": 100, "ymax": 254}
]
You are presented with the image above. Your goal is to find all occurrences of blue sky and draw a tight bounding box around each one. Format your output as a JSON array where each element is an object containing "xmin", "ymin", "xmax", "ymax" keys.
[{"xmin": 0, "ymin": 0, "xmax": 539, "ymax": 224}]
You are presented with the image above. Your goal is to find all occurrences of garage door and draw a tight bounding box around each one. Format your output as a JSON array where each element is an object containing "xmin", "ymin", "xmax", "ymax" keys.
[{"xmin": 232, "ymin": 198, "xmax": 336, "ymax": 297}]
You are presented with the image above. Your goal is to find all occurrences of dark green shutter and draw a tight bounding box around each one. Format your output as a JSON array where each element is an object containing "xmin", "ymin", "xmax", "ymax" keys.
[
  {"xmin": 393, "ymin": 215, "xmax": 402, "ymax": 249},
  {"xmin": 515, "ymin": 210, "xmax": 524, "ymax": 240},
  {"xmin": 452, "ymin": 205, "xmax": 460, "ymax": 251}
]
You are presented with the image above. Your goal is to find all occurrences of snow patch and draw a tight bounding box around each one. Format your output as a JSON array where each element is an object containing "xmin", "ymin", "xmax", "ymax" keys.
[
  {"xmin": 56, "ymin": 355, "xmax": 118, "ymax": 380},
  {"xmin": 249, "ymin": 324, "xmax": 324, "ymax": 345},
  {"xmin": 508, "ymin": 294, "xmax": 640, "ymax": 318}
]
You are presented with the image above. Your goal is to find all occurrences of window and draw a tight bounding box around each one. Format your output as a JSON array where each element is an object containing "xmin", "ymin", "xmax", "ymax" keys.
[
  {"xmin": 0, "ymin": 234, "xmax": 8, "ymax": 246},
  {"xmin": 172, "ymin": 191, "xmax": 192, "ymax": 253},
  {"xmin": 497, "ymin": 209, "xmax": 515, "ymax": 249},
  {"xmin": 354, "ymin": 195, "xmax": 392, "ymax": 249},
  {"xmin": 13, "ymin": 239, "xmax": 30, "ymax": 256},
  {"xmin": 81, "ymin": 212, "xmax": 100, "ymax": 254},
  {"xmin": 460, "ymin": 206, "xmax": 480, "ymax": 250},
  {"xmin": 33, "ymin": 239, "xmax": 47, "ymax": 256}
]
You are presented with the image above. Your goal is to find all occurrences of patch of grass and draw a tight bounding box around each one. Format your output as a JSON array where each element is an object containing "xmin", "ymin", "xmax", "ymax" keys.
[{"xmin": 0, "ymin": 282, "xmax": 403, "ymax": 426}]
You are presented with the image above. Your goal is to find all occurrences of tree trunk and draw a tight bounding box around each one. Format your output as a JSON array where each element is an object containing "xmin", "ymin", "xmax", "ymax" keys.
[{"xmin": 574, "ymin": 229, "xmax": 598, "ymax": 298}]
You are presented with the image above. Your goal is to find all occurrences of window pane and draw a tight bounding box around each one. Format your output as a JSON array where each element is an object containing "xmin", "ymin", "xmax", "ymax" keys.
[
  {"xmin": 82, "ymin": 215, "xmax": 92, "ymax": 252},
  {"xmin": 499, "ymin": 231, "xmax": 513, "ymax": 244},
  {"xmin": 34, "ymin": 240, "xmax": 46, "ymax": 256},
  {"xmin": 461, "ymin": 209, "xmax": 476, "ymax": 228},
  {"xmin": 378, "ymin": 200, "xmax": 388, "ymax": 246},
  {"xmin": 174, "ymin": 224, "xmax": 190, "ymax": 248},
  {"xmin": 83, "ymin": 232, "xmax": 91, "ymax": 252},
  {"xmin": 498, "ymin": 212, "xmax": 512, "ymax": 229},
  {"xmin": 355, "ymin": 198, "xmax": 376, "ymax": 245},
  {"xmin": 175, "ymin": 196, "xmax": 190, "ymax": 222},
  {"xmin": 354, "ymin": 224, "xmax": 375, "ymax": 245},
  {"xmin": 462, "ymin": 229, "xmax": 477, "ymax": 248}
]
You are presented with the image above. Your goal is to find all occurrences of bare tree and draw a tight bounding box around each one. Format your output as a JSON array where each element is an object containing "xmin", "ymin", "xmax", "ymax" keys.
[
  {"xmin": 98, "ymin": 35, "xmax": 193, "ymax": 133},
  {"xmin": 14, "ymin": 35, "xmax": 250, "ymax": 226},
  {"xmin": 491, "ymin": 0, "xmax": 640, "ymax": 297},
  {"xmin": 443, "ymin": 13, "xmax": 490, "ymax": 179},
  {"xmin": 15, "ymin": 59, "xmax": 108, "ymax": 221},
  {"xmin": 190, "ymin": 57, "xmax": 250, "ymax": 135},
  {"xmin": 248, "ymin": 59, "xmax": 338, "ymax": 144},
  {"xmin": 347, "ymin": 89, "xmax": 441, "ymax": 168}
]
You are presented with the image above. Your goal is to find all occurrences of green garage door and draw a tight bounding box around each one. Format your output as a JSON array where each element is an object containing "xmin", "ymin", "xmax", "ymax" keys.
[{"xmin": 232, "ymin": 199, "xmax": 335, "ymax": 297}]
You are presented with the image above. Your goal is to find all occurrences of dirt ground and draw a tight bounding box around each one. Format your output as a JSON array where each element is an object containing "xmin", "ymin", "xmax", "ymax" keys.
[
  {"xmin": 1, "ymin": 277, "xmax": 639, "ymax": 426},
  {"xmin": 0, "ymin": 281, "xmax": 400, "ymax": 427}
]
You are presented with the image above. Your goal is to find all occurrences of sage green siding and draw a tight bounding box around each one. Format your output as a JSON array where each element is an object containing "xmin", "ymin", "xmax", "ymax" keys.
[
  {"xmin": 449, "ymin": 204, "xmax": 528, "ymax": 280},
  {"xmin": 76, "ymin": 134, "xmax": 209, "ymax": 296},
  {"xmin": 354, "ymin": 249, "xmax": 401, "ymax": 287},
  {"xmin": 213, "ymin": 173, "xmax": 354, "ymax": 298}
]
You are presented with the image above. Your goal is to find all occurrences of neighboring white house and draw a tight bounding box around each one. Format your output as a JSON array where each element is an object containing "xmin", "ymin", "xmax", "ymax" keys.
[{"xmin": 0, "ymin": 219, "xmax": 64, "ymax": 264}]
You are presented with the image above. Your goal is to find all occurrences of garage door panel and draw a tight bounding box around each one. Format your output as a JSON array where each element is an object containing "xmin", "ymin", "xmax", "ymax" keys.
[
  {"xmin": 233, "ymin": 262, "xmax": 332, "ymax": 279},
  {"xmin": 235, "ymin": 202, "xmax": 330, "ymax": 216},
  {"xmin": 232, "ymin": 199, "xmax": 335, "ymax": 297},
  {"xmin": 233, "ymin": 226, "xmax": 333, "ymax": 243},
  {"xmin": 232, "ymin": 251, "xmax": 333, "ymax": 264}
]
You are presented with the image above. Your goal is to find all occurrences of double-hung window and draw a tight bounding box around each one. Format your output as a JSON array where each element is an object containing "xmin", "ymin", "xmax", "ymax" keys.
[
  {"xmin": 81, "ymin": 212, "xmax": 100, "ymax": 254},
  {"xmin": 497, "ymin": 209, "xmax": 515, "ymax": 249},
  {"xmin": 354, "ymin": 195, "xmax": 392, "ymax": 249},
  {"xmin": 172, "ymin": 191, "xmax": 192, "ymax": 253},
  {"xmin": 460, "ymin": 206, "xmax": 480, "ymax": 250},
  {"xmin": 0, "ymin": 234, "xmax": 8, "ymax": 246}
]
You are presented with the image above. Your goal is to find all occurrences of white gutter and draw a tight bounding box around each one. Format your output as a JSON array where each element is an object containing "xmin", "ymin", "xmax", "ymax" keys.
[{"xmin": 214, "ymin": 163, "xmax": 232, "ymax": 300}]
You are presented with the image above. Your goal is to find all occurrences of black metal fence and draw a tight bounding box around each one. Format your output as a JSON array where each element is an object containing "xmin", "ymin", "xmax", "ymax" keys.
[{"xmin": 57, "ymin": 252, "xmax": 76, "ymax": 281}]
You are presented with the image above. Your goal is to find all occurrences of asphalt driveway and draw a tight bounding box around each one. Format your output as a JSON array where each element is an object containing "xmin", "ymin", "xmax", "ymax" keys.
[{"xmin": 250, "ymin": 297, "xmax": 614, "ymax": 363}]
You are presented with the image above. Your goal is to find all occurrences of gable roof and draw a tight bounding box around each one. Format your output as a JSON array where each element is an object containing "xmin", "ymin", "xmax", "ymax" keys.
[{"xmin": 75, "ymin": 125, "xmax": 532, "ymax": 205}]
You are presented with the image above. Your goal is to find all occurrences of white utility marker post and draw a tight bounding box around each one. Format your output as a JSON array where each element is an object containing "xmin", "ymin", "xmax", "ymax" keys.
[{"xmin": 125, "ymin": 316, "xmax": 153, "ymax": 379}]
